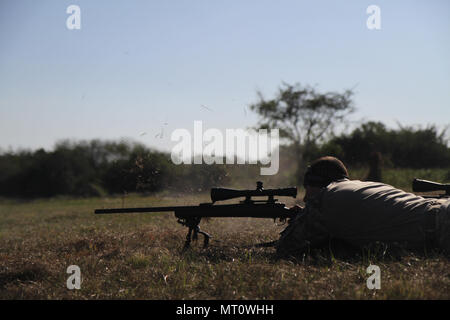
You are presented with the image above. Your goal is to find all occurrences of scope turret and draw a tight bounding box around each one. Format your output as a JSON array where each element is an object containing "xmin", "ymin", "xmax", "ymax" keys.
[{"xmin": 210, "ymin": 181, "xmax": 297, "ymax": 203}]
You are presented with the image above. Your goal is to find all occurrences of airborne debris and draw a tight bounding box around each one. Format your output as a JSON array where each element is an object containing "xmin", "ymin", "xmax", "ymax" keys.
[{"xmin": 200, "ymin": 104, "xmax": 213, "ymax": 112}]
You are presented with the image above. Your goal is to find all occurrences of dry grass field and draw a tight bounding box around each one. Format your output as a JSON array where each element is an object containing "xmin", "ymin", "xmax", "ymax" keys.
[{"xmin": 1, "ymin": 175, "xmax": 449, "ymax": 300}]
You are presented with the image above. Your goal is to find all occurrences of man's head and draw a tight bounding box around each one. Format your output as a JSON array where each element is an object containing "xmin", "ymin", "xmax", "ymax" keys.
[{"xmin": 303, "ymin": 156, "xmax": 349, "ymax": 202}]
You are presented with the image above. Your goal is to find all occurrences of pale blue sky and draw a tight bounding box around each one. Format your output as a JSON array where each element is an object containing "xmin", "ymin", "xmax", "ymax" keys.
[{"xmin": 1, "ymin": 0, "xmax": 449, "ymax": 152}]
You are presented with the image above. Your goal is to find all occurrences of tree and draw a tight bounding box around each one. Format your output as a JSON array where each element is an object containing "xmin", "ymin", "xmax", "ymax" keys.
[
  {"xmin": 319, "ymin": 122, "xmax": 450, "ymax": 169},
  {"xmin": 250, "ymin": 82, "xmax": 355, "ymax": 182}
]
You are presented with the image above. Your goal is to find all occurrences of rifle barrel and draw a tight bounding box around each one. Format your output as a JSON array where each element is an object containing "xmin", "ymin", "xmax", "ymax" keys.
[
  {"xmin": 95, "ymin": 205, "xmax": 196, "ymax": 214},
  {"xmin": 94, "ymin": 202, "xmax": 294, "ymax": 220}
]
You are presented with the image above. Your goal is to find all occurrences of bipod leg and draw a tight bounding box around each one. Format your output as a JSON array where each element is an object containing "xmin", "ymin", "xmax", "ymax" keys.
[
  {"xmin": 179, "ymin": 217, "xmax": 211, "ymax": 251},
  {"xmin": 182, "ymin": 227, "xmax": 194, "ymax": 252},
  {"xmin": 183, "ymin": 226, "xmax": 210, "ymax": 250},
  {"xmin": 195, "ymin": 226, "xmax": 211, "ymax": 248}
]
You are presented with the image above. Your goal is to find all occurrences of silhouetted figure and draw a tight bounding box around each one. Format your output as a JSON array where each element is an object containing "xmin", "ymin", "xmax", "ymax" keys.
[
  {"xmin": 277, "ymin": 156, "xmax": 450, "ymax": 258},
  {"xmin": 365, "ymin": 151, "xmax": 383, "ymax": 182}
]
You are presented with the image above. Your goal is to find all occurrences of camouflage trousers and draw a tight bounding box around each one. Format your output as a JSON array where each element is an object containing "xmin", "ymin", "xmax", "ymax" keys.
[{"xmin": 436, "ymin": 199, "xmax": 450, "ymax": 254}]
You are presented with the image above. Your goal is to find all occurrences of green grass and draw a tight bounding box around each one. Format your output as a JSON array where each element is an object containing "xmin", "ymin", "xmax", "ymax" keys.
[
  {"xmin": 349, "ymin": 167, "xmax": 449, "ymax": 192},
  {"xmin": 0, "ymin": 168, "xmax": 449, "ymax": 299}
]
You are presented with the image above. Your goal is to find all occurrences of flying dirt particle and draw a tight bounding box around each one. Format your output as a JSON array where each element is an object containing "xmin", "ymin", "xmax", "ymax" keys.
[{"xmin": 200, "ymin": 104, "xmax": 213, "ymax": 112}]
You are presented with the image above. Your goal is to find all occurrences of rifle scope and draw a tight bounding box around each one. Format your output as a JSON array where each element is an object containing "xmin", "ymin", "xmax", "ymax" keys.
[{"xmin": 211, "ymin": 182, "xmax": 297, "ymax": 202}]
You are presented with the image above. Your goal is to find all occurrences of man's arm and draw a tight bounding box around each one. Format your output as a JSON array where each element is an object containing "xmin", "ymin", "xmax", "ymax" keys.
[{"xmin": 276, "ymin": 204, "xmax": 330, "ymax": 259}]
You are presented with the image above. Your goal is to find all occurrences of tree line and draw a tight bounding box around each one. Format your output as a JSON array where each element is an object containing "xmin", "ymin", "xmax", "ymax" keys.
[
  {"xmin": 310, "ymin": 121, "xmax": 450, "ymax": 168},
  {"xmin": 0, "ymin": 140, "xmax": 229, "ymax": 198},
  {"xmin": 0, "ymin": 120, "xmax": 448, "ymax": 198}
]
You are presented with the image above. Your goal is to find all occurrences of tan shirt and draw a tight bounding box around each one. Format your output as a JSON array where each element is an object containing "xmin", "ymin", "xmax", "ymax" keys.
[
  {"xmin": 277, "ymin": 179, "xmax": 443, "ymax": 257},
  {"xmin": 322, "ymin": 179, "xmax": 441, "ymax": 246}
]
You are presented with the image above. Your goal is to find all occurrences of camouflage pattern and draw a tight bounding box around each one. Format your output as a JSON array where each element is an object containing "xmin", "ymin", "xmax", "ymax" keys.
[{"xmin": 276, "ymin": 194, "xmax": 329, "ymax": 258}]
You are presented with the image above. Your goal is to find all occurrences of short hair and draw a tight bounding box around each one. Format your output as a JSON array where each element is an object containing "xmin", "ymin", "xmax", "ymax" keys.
[{"xmin": 303, "ymin": 156, "xmax": 349, "ymax": 188}]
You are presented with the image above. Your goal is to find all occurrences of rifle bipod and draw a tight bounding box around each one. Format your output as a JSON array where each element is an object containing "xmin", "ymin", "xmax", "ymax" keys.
[{"xmin": 177, "ymin": 217, "xmax": 210, "ymax": 250}]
